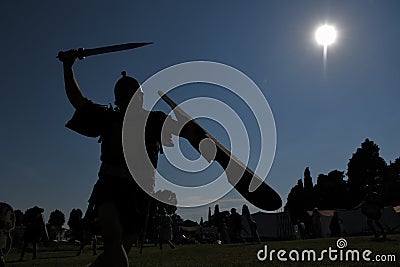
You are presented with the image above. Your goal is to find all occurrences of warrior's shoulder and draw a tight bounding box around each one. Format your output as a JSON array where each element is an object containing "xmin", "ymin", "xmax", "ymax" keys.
[
  {"xmin": 65, "ymin": 99, "xmax": 115, "ymax": 137},
  {"xmin": 84, "ymin": 100, "xmax": 114, "ymax": 113}
]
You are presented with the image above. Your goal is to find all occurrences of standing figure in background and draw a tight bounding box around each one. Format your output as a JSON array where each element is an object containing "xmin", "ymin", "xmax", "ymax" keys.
[
  {"xmin": 329, "ymin": 211, "xmax": 342, "ymax": 237},
  {"xmin": 156, "ymin": 207, "xmax": 175, "ymax": 250},
  {"xmin": 311, "ymin": 208, "xmax": 321, "ymax": 238},
  {"xmin": 0, "ymin": 203, "xmax": 15, "ymax": 267},
  {"xmin": 296, "ymin": 219, "xmax": 307, "ymax": 240},
  {"xmin": 228, "ymin": 208, "xmax": 243, "ymax": 243},
  {"xmin": 74, "ymin": 205, "xmax": 98, "ymax": 256},
  {"xmin": 359, "ymin": 184, "xmax": 386, "ymax": 240},
  {"xmin": 19, "ymin": 206, "xmax": 48, "ymax": 261},
  {"xmin": 242, "ymin": 205, "xmax": 260, "ymax": 243}
]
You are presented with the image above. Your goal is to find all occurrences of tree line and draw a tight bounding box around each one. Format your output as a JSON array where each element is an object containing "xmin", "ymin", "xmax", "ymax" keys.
[
  {"xmin": 285, "ymin": 138, "xmax": 400, "ymax": 223},
  {"xmin": 12, "ymin": 208, "xmax": 66, "ymax": 241},
  {"xmin": 12, "ymin": 189, "xmax": 180, "ymax": 243}
]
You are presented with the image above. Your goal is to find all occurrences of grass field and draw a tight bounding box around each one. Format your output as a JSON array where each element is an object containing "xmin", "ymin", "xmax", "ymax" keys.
[{"xmin": 3, "ymin": 234, "xmax": 399, "ymax": 267}]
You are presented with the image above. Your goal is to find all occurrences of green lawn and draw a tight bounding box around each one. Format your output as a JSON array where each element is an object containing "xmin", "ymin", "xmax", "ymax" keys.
[{"xmin": 4, "ymin": 235, "xmax": 399, "ymax": 267}]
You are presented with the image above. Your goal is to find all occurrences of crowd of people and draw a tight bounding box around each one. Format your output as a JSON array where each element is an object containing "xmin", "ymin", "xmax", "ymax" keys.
[{"xmin": 0, "ymin": 201, "xmax": 262, "ymax": 266}]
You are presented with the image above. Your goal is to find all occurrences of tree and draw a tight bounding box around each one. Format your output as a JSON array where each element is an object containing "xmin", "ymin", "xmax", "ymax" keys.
[
  {"xmin": 347, "ymin": 139, "xmax": 387, "ymax": 206},
  {"xmin": 48, "ymin": 209, "xmax": 65, "ymax": 228},
  {"xmin": 285, "ymin": 178, "xmax": 305, "ymax": 223},
  {"xmin": 314, "ymin": 170, "xmax": 348, "ymax": 209},
  {"xmin": 303, "ymin": 167, "xmax": 316, "ymax": 210},
  {"xmin": 213, "ymin": 204, "xmax": 221, "ymax": 226},
  {"xmin": 47, "ymin": 209, "xmax": 65, "ymax": 240},
  {"xmin": 67, "ymin": 208, "xmax": 83, "ymax": 241},
  {"xmin": 14, "ymin": 209, "xmax": 24, "ymax": 227},
  {"xmin": 171, "ymin": 213, "xmax": 183, "ymax": 225},
  {"xmin": 146, "ymin": 190, "xmax": 178, "ymax": 242},
  {"xmin": 154, "ymin": 190, "xmax": 178, "ymax": 216},
  {"xmin": 214, "ymin": 204, "xmax": 220, "ymax": 216},
  {"xmin": 383, "ymin": 157, "xmax": 400, "ymax": 206}
]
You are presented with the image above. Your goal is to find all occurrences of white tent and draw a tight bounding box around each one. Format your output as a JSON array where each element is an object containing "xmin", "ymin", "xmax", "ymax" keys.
[{"xmin": 241, "ymin": 206, "xmax": 400, "ymax": 241}]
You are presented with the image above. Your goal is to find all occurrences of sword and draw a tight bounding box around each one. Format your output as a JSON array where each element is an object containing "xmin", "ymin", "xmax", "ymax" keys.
[{"xmin": 57, "ymin": 42, "xmax": 152, "ymax": 60}]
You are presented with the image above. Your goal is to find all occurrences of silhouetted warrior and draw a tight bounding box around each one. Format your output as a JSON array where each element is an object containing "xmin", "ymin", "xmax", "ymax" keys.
[
  {"xmin": 228, "ymin": 208, "xmax": 243, "ymax": 243},
  {"xmin": 242, "ymin": 204, "xmax": 260, "ymax": 243},
  {"xmin": 59, "ymin": 50, "xmax": 187, "ymax": 267},
  {"xmin": 0, "ymin": 203, "xmax": 15, "ymax": 267},
  {"xmin": 359, "ymin": 184, "xmax": 386, "ymax": 240},
  {"xmin": 329, "ymin": 211, "xmax": 342, "ymax": 237},
  {"xmin": 156, "ymin": 208, "xmax": 175, "ymax": 249},
  {"xmin": 19, "ymin": 206, "xmax": 48, "ymax": 261}
]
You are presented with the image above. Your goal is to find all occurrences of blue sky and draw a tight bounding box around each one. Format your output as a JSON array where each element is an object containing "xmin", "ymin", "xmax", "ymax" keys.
[{"xmin": 1, "ymin": 0, "xmax": 399, "ymax": 224}]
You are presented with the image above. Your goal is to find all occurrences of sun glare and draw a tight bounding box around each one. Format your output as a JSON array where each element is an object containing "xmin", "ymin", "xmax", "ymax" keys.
[
  {"xmin": 315, "ymin": 24, "xmax": 337, "ymax": 69},
  {"xmin": 315, "ymin": 24, "xmax": 337, "ymax": 46}
]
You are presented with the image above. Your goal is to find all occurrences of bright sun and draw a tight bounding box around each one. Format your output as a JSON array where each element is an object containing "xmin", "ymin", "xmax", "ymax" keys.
[
  {"xmin": 315, "ymin": 24, "xmax": 337, "ymax": 46},
  {"xmin": 315, "ymin": 24, "xmax": 337, "ymax": 67}
]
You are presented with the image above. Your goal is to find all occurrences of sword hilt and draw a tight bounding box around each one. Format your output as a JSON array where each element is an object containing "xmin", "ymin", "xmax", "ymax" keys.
[
  {"xmin": 77, "ymin": 48, "xmax": 85, "ymax": 60},
  {"xmin": 57, "ymin": 48, "xmax": 85, "ymax": 62}
]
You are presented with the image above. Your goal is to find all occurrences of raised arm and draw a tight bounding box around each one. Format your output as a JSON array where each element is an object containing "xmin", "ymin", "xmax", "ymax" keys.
[{"xmin": 58, "ymin": 50, "xmax": 86, "ymax": 110}]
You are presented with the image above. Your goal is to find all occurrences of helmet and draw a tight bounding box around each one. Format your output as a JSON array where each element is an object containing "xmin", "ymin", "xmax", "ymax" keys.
[{"xmin": 114, "ymin": 71, "xmax": 141, "ymax": 108}]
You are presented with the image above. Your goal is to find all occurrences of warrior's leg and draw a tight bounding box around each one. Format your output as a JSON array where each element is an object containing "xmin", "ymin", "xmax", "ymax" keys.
[
  {"xmin": 254, "ymin": 230, "xmax": 261, "ymax": 243},
  {"xmin": 88, "ymin": 202, "xmax": 128, "ymax": 267},
  {"xmin": 122, "ymin": 232, "xmax": 137, "ymax": 255},
  {"xmin": 19, "ymin": 241, "xmax": 28, "ymax": 261},
  {"xmin": 32, "ymin": 242, "xmax": 37, "ymax": 259},
  {"xmin": 92, "ymin": 237, "xmax": 97, "ymax": 255},
  {"xmin": 76, "ymin": 242, "xmax": 84, "ymax": 256},
  {"xmin": 0, "ymin": 256, "xmax": 5, "ymax": 267},
  {"xmin": 367, "ymin": 218, "xmax": 378, "ymax": 238},
  {"xmin": 374, "ymin": 220, "xmax": 386, "ymax": 239}
]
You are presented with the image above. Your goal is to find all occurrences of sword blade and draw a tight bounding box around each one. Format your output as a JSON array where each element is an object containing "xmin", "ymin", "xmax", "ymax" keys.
[{"xmin": 79, "ymin": 42, "xmax": 153, "ymax": 58}]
